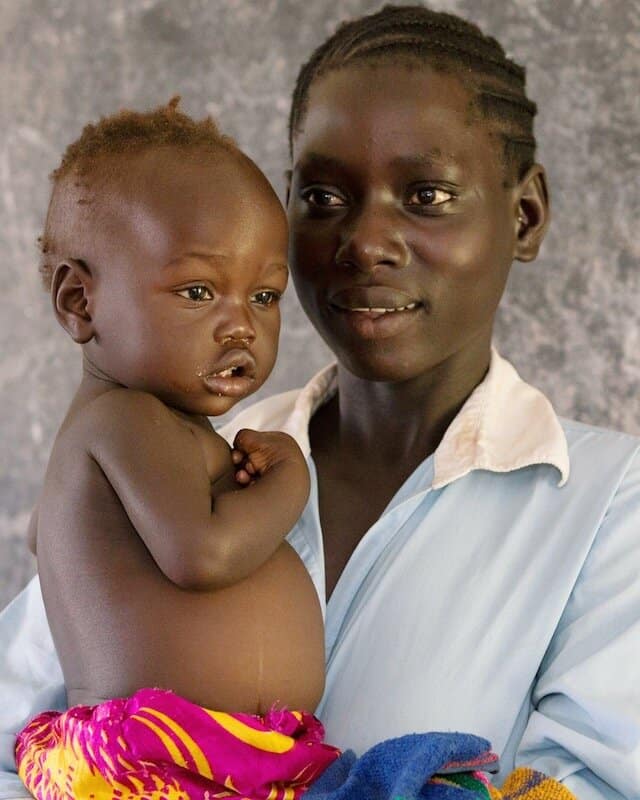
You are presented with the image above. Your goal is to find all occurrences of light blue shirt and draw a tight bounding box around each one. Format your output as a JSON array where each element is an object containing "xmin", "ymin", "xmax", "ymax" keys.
[{"xmin": 2, "ymin": 352, "xmax": 640, "ymax": 799}]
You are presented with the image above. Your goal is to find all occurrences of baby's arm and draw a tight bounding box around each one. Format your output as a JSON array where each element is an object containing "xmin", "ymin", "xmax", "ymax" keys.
[{"xmin": 84, "ymin": 390, "xmax": 309, "ymax": 591}]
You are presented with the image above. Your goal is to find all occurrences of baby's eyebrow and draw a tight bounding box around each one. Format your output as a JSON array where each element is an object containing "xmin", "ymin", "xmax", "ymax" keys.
[
  {"xmin": 163, "ymin": 252, "xmax": 230, "ymax": 268},
  {"xmin": 164, "ymin": 254, "xmax": 288, "ymax": 275}
]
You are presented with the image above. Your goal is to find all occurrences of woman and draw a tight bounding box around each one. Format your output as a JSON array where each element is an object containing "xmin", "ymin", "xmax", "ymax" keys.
[{"xmin": 1, "ymin": 6, "xmax": 639, "ymax": 800}]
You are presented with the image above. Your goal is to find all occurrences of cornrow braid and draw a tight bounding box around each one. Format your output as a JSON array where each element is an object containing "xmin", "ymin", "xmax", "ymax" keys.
[
  {"xmin": 39, "ymin": 97, "xmax": 238, "ymax": 288},
  {"xmin": 289, "ymin": 4, "xmax": 538, "ymax": 181}
]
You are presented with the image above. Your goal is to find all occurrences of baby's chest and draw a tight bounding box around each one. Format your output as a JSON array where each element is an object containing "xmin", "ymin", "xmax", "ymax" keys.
[{"xmin": 183, "ymin": 421, "xmax": 234, "ymax": 486}]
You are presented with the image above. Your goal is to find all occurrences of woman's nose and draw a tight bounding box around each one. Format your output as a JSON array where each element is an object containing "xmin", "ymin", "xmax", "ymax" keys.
[
  {"xmin": 335, "ymin": 202, "xmax": 410, "ymax": 272},
  {"xmin": 213, "ymin": 302, "xmax": 256, "ymax": 347}
]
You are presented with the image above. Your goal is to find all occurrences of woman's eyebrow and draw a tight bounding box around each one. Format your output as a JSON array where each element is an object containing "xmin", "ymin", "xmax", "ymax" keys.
[
  {"xmin": 294, "ymin": 151, "xmax": 457, "ymax": 173},
  {"xmin": 293, "ymin": 153, "xmax": 346, "ymax": 173},
  {"xmin": 389, "ymin": 152, "xmax": 455, "ymax": 170}
]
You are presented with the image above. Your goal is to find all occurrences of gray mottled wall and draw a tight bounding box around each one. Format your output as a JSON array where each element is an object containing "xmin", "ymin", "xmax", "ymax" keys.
[{"xmin": 1, "ymin": 0, "xmax": 639, "ymax": 610}]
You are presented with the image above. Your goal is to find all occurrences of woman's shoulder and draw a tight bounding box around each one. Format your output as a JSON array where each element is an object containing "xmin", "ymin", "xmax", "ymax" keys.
[
  {"xmin": 560, "ymin": 415, "xmax": 640, "ymax": 453},
  {"xmin": 559, "ymin": 416, "xmax": 640, "ymax": 493}
]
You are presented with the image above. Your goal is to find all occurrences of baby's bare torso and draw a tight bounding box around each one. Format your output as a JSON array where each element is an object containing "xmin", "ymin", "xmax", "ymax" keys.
[{"xmin": 35, "ymin": 389, "xmax": 324, "ymax": 714}]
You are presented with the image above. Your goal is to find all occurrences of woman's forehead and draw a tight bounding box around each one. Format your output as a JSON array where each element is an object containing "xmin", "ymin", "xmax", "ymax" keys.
[{"xmin": 292, "ymin": 64, "xmax": 499, "ymax": 172}]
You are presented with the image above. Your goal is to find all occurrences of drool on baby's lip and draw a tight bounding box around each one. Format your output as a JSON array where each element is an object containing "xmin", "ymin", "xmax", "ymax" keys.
[
  {"xmin": 207, "ymin": 349, "xmax": 257, "ymax": 380},
  {"xmin": 202, "ymin": 349, "xmax": 257, "ymax": 397}
]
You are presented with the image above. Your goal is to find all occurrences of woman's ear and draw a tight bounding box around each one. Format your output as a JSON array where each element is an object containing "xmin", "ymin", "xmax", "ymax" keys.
[
  {"xmin": 514, "ymin": 164, "xmax": 551, "ymax": 263},
  {"xmin": 51, "ymin": 258, "xmax": 95, "ymax": 343}
]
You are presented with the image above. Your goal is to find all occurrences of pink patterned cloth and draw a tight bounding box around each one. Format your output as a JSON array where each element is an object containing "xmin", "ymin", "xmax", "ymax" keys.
[{"xmin": 16, "ymin": 687, "xmax": 341, "ymax": 800}]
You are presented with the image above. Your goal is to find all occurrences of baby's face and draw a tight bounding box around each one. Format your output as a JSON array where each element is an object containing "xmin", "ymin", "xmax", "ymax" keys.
[{"xmin": 83, "ymin": 146, "xmax": 288, "ymax": 416}]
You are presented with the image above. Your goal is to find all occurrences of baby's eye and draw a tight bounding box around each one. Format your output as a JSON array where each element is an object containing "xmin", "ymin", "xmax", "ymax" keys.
[
  {"xmin": 406, "ymin": 187, "xmax": 453, "ymax": 207},
  {"xmin": 252, "ymin": 290, "xmax": 281, "ymax": 307},
  {"xmin": 177, "ymin": 286, "xmax": 213, "ymax": 302},
  {"xmin": 301, "ymin": 187, "xmax": 346, "ymax": 208}
]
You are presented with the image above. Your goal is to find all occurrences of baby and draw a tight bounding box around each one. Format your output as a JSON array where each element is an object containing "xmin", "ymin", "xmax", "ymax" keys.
[{"xmin": 16, "ymin": 99, "xmax": 339, "ymax": 800}]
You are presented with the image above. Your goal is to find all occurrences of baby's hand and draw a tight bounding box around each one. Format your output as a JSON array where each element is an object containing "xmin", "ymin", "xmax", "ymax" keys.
[{"xmin": 231, "ymin": 429, "xmax": 304, "ymax": 485}]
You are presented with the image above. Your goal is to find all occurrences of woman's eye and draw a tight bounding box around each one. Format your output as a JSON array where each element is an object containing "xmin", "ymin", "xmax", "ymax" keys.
[
  {"xmin": 252, "ymin": 290, "xmax": 281, "ymax": 306},
  {"xmin": 177, "ymin": 286, "xmax": 213, "ymax": 302},
  {"xmin": 301, "ymin": 187, "xmax": 346, "ymax": 208},
  {"xmin": 406, "ymin": 187, "xmax": 453, "ymax": 207}
]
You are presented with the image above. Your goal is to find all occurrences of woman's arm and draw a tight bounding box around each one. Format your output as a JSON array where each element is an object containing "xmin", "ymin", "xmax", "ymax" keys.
[
  {"xmin": 516, "ymin": 447, "xmax": 640, "ymax": 800},
  {"xmin": 0, "ymin": 578, "xmax": 66, "ymax": 800}
]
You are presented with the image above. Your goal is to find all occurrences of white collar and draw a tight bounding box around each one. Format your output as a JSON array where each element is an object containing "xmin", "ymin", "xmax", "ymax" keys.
[{"xmin": 283, "ymin": 349, "xmax": 569, "ymax": 489}]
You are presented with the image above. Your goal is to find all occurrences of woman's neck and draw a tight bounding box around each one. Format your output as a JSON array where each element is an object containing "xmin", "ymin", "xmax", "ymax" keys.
[{"xmin": 330, "ymin": 342, "xmax": 491, "ymax": 465}]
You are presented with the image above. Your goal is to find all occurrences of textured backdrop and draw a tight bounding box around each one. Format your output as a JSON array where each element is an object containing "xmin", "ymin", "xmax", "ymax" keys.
[{"xmin": 1, "ymin": 0, "xmax": 639, "ymax": 610}]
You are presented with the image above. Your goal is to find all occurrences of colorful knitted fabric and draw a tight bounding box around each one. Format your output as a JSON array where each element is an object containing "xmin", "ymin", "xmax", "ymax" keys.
[
  {"xmin": 305, "ymin": 732, "xmax": 500, "ymax": 799},
  {"xmin": 304, "ymin": 733, "xmax": 577, "ymax": 800},
  {"xmin": 430, "ymin": 767, "xmax": 578, "ymax": 800},
  {"xmin": 15, "ymin": 688, "xmax": 341, "ymax": 800},
  {"xmin": 490, "ymin": 767, "xmax": 578, "ymax": 800},
  {"xmin": 430, "ymin": 770, "xmax": 494, "ymax": 799}
]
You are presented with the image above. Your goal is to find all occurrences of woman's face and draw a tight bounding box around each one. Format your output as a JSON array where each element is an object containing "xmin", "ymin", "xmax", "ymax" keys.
[{"xmin": 287, "ymin": 63, "xmax": 523, "ymax": 383}]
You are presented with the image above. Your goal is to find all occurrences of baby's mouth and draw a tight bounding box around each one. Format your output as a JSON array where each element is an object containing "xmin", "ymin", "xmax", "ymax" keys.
[
  {"xmin": 203, "ymin": 351, "xmax": 257, "ymax": 398},
  {"xmin": 212, "ymin": 365, "xmax": 248, "ymax": 378}
]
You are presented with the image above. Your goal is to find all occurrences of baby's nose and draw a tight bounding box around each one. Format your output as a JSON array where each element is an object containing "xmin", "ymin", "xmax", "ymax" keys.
[{"xmin": 213, "ymin": 302, "xmax": 256, "ymax": 346}]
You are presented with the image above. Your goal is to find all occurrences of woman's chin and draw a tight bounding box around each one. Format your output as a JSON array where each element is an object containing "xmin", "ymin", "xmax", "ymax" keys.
[{"xmin": 337, "ymin": 348, "xmax": 428, "ymax": 385}]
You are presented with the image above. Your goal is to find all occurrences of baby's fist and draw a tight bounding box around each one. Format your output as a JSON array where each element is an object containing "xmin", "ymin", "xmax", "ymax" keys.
[{"xmin": 232, "ymin": 429, "xmax": 304, "ymax": 484}]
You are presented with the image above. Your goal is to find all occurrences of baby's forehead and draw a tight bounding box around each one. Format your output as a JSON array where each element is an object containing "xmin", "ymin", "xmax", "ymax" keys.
[
  {"xmin": 54, "ymin": 144, "xmax": 265, "ymax": 233},
  {"xmin": 77, "ymin": 144, "xmax": 252, "ymax": 199},
  {"xmin": 46, "ymin": 143, "xmax": 285, "ymax": 273}
]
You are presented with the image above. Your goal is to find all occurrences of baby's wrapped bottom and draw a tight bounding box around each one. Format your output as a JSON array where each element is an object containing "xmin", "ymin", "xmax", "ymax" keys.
[{"xmin": 15, "ymin": 687, "xmax": 341, "ymax": 800}]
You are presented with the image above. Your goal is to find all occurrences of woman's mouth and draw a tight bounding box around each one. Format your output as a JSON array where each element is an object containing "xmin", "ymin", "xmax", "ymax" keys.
[
  {"xmin": 345, "ymin": 301, "xmax": 420, "ymax": 317},
  {"xmin": 329, "ymin": 288, "xmax": 423, "ymax": 338}
]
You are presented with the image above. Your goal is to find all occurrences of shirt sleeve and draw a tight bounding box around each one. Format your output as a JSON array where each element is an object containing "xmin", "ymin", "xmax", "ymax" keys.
[
  {"xmin": 516, "ymin": 448, "xmax": 640, "ymax": 799},
  {"xmin": 0, "ymin": 577, "xmax": 66, "ymax": 800}
]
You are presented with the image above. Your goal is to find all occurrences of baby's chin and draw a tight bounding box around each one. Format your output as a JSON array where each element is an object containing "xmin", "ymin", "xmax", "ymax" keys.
[{"xmin": 162, "ymin": 380, "xmax": 266, "ymax": 419}]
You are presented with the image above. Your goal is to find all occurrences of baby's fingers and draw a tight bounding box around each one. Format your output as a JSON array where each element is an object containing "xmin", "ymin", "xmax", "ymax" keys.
[
  {"xmin": 235, "ymin": 468, "xmax": 254, "ymax": 485},
  {"xmin": 231, "ymin": 448, "xmax": 244, "ymax": 464}
]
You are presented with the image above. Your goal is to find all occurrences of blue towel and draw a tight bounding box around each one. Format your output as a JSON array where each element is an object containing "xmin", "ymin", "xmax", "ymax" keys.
[{"xmin": 306, "ymin": 732, "xmax": 495, "ymax": 800}]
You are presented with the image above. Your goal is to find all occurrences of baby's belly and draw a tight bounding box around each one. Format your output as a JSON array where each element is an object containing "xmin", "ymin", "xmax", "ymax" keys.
[{"xmin": 53, "ymin": 542, "xmax": 325, "ymax": 715}]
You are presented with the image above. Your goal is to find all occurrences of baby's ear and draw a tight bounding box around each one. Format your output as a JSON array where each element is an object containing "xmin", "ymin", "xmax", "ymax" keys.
[
  {"xmin": 514, "ymin": 164, "xmax": 550, "ymax": 263},
  {"xmin": 51, "ymin": 258, "xmax": 95, "ymax": 343}
]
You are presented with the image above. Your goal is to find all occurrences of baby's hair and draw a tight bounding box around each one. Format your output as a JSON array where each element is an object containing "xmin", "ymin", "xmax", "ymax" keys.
[
  {"xmin": 289, "ymin": 4, "xmax": 538, "ymax": 182},
  {"xmin": 39, "ymin": 97, "xmax": 237, "ymax": 288},
  {"xmin": 51, "ymin": 96, "xmax": 235, "ymax": 182}
]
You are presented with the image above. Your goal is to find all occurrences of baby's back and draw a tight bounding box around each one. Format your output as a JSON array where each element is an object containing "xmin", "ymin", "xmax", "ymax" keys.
[{"xmin": 36, "ymin": 390, "xmax": 325, "ymax": 715}]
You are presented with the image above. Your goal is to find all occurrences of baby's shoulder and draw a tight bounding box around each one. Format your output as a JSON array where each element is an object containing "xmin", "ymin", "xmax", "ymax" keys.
[
  {"xmin": 85, "ymin": 387, "xmax": 169, "ymax": 419},
  {"xmin": 53, "ymin": 389, "xmax": 185, "ymax": 462},
  {"xmin": 74, "ymin": 388, "xmax": 175, "ymax": 438}
]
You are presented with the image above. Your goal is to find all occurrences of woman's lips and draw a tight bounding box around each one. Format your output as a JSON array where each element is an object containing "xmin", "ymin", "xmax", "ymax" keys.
[
  {"xmin": 329, "ymin": 286, "xmax": 423, "ymax": 339},
  {"xmin": 330, "ymin": 286, "xmax": 420, "ymax": 311}
]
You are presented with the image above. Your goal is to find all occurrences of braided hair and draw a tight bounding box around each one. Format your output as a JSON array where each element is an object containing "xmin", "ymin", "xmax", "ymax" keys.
[{"xmin": 289, "ymin": 4, "xmax": 538, "ymax": 182}]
